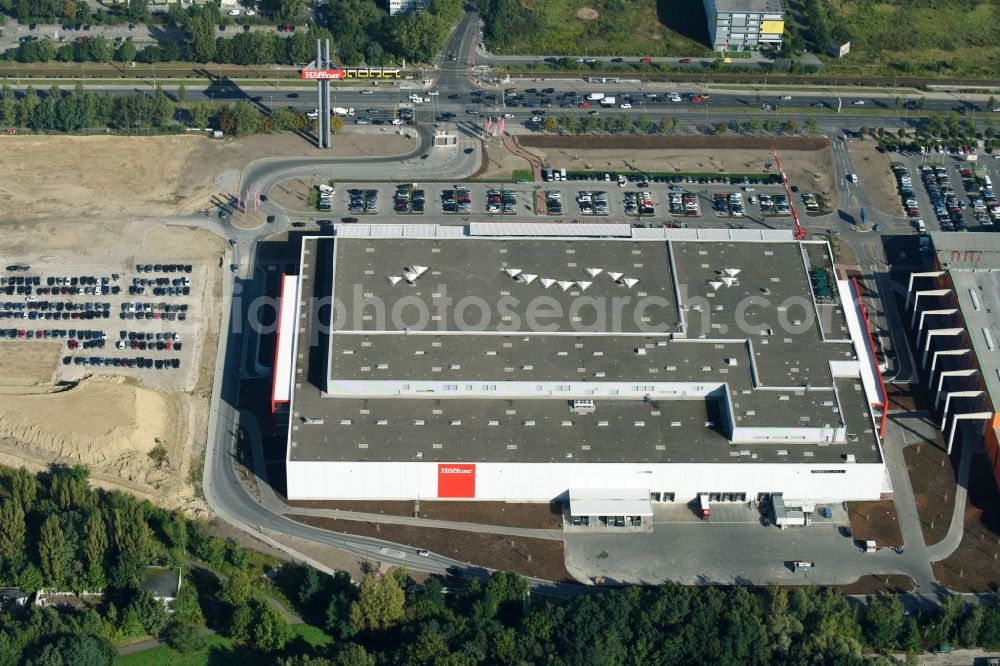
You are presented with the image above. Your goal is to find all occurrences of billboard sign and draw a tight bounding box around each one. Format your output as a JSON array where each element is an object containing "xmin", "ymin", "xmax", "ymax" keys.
[
  {"xmin": 300, "ymin": 69, "xmax": 346, "ymax": 80},
  {"xmin": 437, "ymin": 464, "xmax": 476, "ymax": 498}
]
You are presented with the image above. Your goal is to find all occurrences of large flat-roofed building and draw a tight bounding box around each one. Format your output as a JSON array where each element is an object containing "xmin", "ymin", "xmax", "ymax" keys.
[
  {"xmin": 905, "ymin": 232, "xmax": 999, "ymax": 484},
  {"xmin": 702, "ymin": 0, "xmax": 785, "ymax": 51},
  {"xmin": 274, "ymin": 224, "xmax": 888, "ymax": 509}
]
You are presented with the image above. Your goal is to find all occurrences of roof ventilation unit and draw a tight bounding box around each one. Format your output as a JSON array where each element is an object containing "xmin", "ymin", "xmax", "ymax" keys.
[
  {"xmin": 570, "ymin": 399, "xmax": 596, "ymax": 415},
  {"xmin": 539, "ymin": 278, "xmax": 556, "ymax": 289},
  {"xmin": 620, "ymin": 277, "xmax": 639, "ymax": 289},
  {"xmin": 607, "ymin": 271, "xmax": 624, "ymax": 282},
  {"xmin": 585, "ymin": 267, "xmax": 604, "ymax": 277},
  {"xmin": 386, "ymin": 275, "xmax": 403, "ymax": 285},
  {"xmin": 504, "ymin": 267, "xmax": 523, "ymax": 278},
  {"xmin": 557, "ymin": 280, "xmax": 575, "ymax": 292},
  {"xmin": 519, "ymin": 273, "xmax": 538, "ymax": 284},
  {"xmin": 576, "ymin": 280, "xmax": 592, "ymax": 291}
]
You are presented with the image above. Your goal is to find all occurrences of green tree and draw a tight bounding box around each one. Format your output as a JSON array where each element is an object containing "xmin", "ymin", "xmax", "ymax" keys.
[
  {"xmin": 252, "ymin": 602, "xmax": 293, "ymax": 651},
  {"xmin": 542, "ymin": 116, "xmax": 558, "ymax": 133},
  {"xmin": 899, "ymin": 615, "xmax": 921, "ymax": 654},
  {"xmin": 116, "ymin": 41, "xmax": 137, "ymax": 63},
  {"xmin": 176, "ymin": 84, "xmax": 187, "ymax": 104},
  {"xmin": 959, "ymin": 602, "xmax": 984, "ymax": 647},
  {"xmin": 349, "ymin": 570, "xmax": 406, "ymax": 631},
  {"xmin": 50, "ymin": 465, "xmax": 91, "ymax": 511},
  {"xmin": 25, "ymin": 634, "xmax": 115, "ymax": 666},
  {"xmin": 123, "ymin": 590, "xmax": 170, "ymax": 638},
  {"xmin": 670, "ymin": 116, "xmax": 680, "ymax": 134},
  {"xmin": 784, "ymin": 119, "xmax": 798, "ymax": 134},
  {"xmin": 278, "ymin": 0, "xmax": 304, "ymax": 20},
  {"xmin": 191, "ymin": 103, "xmax": 212, "ymax": 129},
  {"xmin": 188, "ymin": 12, "xmax": 217, "ymax": 63},
  {"xmin": 38, "ymin": 514, "xmax": 68, "ymax": 585},
  {"xmin": 334, "ymin": 643, "xmax": 375, "ymax": 666},
  {"xmin": 863, "ymin": 593, "xmax": 904, "ymax": 651},
  {"xmin": 163, "ymin": 621, "xmax": 206, "ymax": 653},
  {"xmin": 171, "ymin": 578, "xmax": 204, "ymax": 626},
  {"xmin": 222, "ymin": 570, "xmax": 253, "ymax": 607},
  {"xmin": 748, "ymin": 116, "xmax": 764, "ymax": 135},
  {"xmin": 804, "ymin": 117, "xmax": 820, "ymax": 134},
  {"xmin": 9, "ymin": 466, "xmax": 37, "ymax": 508},
  {"xmin": 82, "ymin": 510, "xmax": 107, "ymax": 588},
  {"xmin": 635, "ymin": 114, "xmax": 650, "ymax": 134},
  {"xmin": 230, "ymin": 100, "xmax": 261, "ymax": 135},
  {"xmin": 330, "ymin": 114, "xmax": 345, "ymax": 132},
  {"xmin": 111, "ymin": 494, "xmax": 154, "ymax": 564},
  {"xmin": 714, "ymin": 121, "xmax": 728, "ymax": 135},
  {"xmin": 0, "ymin": 499, "xmax": 26, "ymax": 565},
  {"xmin": 126, "ymin": 0, "xmax": 148, "ymax": 22}
]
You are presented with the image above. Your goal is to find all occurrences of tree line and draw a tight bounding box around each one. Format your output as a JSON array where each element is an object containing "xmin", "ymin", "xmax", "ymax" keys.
[
  {"xmin": 5, "ymin": 463, "xmax": 1000, "ymax": 665},
  {"xmin": 542, "ymin": 113, "xmax": 821, "ymax": 137},
  {"xmin": 0, "ymin": 85, "xmax": 314, "ymax": 136},
  {"xmin": 4, "ymin": 0, "xmax": 465, "ymax": 67}
]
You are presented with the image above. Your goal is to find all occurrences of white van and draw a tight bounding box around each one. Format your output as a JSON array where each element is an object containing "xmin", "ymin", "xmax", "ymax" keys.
[
  {"xmin": 915, "ymin": 219, "xmax": 926, "ymax": 232},
  {"xmin": 848, "ymin": 173, "xmax": 858, "ymax": 183}
]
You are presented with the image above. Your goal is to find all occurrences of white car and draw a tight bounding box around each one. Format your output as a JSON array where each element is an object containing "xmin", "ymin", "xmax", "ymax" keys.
[
  {"xmin": 619, "ymin": 103, "xmax": 631, "ymax": 109},
  {"xmin": 427, "ymin": 90, "xmax": 439, "ymax": 96},
  {"xmin": 391, "ymin": 118, "xmax": 403, "ymax": 125},
  {"xmin": 779, "ymin": 95, "xmax": 792, "ymax": 101},
  {"xmin": 852, "ymin": 100, "xmax": 865, "ymax": 105},
  {"xmin": 503, "ymin": 113, "xmax": 514, "ymax": 118},
  {"xmin": 360, "ymin": 90, "xmax": 374, "ymax": 95},
  {"xmin": 306, "ymin": 110, "xmax": 318, "ymax": 119},
  {"xmin": 669, "ymin": 95, "xmax": 682, "ymax": 102}
]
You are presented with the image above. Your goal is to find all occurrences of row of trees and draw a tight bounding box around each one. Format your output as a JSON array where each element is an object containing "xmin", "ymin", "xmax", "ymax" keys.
[
  {"xmin": 10, "ymin": 0, "xmax": 147, "ymax": 23},
  {"xmin": 10, "ymin": 29, "xmax": 322, "ymax": 66},
  {"xmin": 5, "ymin": 463, "xmax": 1000, "ymax": 664},
  {"xmin": 540, "ymin": 113, "xmax": 821, "ymax": 136},
  {"xmin": 0, "ymin": 85, "xmax": 314, "ymax": 136}
]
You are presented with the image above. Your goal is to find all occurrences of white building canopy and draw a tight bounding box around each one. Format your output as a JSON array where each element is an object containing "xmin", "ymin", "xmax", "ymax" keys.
[{"xmin": 568, "ymin": 488, "xmax": 653, "ymax": 517}]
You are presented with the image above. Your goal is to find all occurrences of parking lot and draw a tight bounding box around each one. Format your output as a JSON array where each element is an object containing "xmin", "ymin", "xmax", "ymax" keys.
[
  {"xmin": 889, "ymin": 157, "xmax": 1000, "ymax": 235},
  {"xmin": 0, "ymin": 259, "xmax": 211, "ymax": 391},
  {"xmin": 317, "ymin": 175, "xmax": 818, "ymax": 229}
]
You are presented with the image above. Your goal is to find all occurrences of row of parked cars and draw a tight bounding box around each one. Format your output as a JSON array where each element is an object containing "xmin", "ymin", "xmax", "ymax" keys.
[
  {"xmin": 119, "ymin": 302, "xmax": 188, "ymax": 322},
  {"xmin": 136, "ymin": 263, "xmax": 193, "ymax": 274},
  {"xmin": 0, "ymin": 328, "xmax": 104, "ymax": 342},
  {"xmin": 65, "ymin": 356, "xmax": 181, "ymax": 370},
  {"xmin": 712, "ymin": 192, "xmax": 746, "ymax": 217}
]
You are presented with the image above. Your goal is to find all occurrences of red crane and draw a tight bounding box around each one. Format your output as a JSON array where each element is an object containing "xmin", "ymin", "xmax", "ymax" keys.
[{"xmin": 771, "ymin": 145, "xmax": 807, "ymax": 240}]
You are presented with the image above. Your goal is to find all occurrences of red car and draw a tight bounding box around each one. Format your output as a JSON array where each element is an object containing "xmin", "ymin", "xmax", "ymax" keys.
[
  {"xmin": 680, "ymin": 58, "xmax": 692, "ymax": 64},
  {"xmin": 640, "ymin": 57, "xmax": 653, "ymax": 64},
  {"xmin": 578, "ymin": 102, "xmax": 589, "ymax": 109},
  {"xmin": 690, "ymin": 96, "xmax": 702, "ymax": 103}
]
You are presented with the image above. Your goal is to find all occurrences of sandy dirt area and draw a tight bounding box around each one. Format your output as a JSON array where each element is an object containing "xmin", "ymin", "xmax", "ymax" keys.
[
  {"xmin": 0, "ymin": 342, "xmax": 62, "ymax": 386},
  {"xmin": 848, "ymin": 139, "xmax": 903, "ymax": 217},
  {"xmin": 0, "ymin": 376, "xmax": 203, "ymax": 512},
  {"xmin": 478, "ymin": 138, "xmax": 836, "ymax": 203},
  {"xmin": 0, "ymin": 131, "xmax": 416, "ymax": 222}
]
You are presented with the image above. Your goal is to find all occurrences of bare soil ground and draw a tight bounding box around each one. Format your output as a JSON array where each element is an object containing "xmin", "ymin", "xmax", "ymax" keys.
[
  {"xmin": 284, "ymin": 500, "xmax": 564, "ymax": 529},
  {"xmin": 0, "ymin": 341, "xmax": 62, "ymax": 386},
  {"xmin": 903, "ymin": 437, "xmax": 957, "ymax": 546},
  {"xmin": 829, "ymin": 575, "xmax": 916, "ymax": 595},
  {"xmin": 847, "ymin": 500, "xmax": 904, "ymax": 548},
  {"xmin": 481, "ymin": 136, "xmax": 836, "ymax": 205},
  {"xmin": 0, "ymin": 132, "xmax": 415, "ymax": 222},
  {"xmin": 290, "ymin": 515, "xmax": 572, "ymax": 581},
  {"xmin": 848, "ymin": 139, "xmax": 904, "ymax": 217},
  {"xmin": 932, "ymin": 454, "xmax": 1000, "ymax": 592}
]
